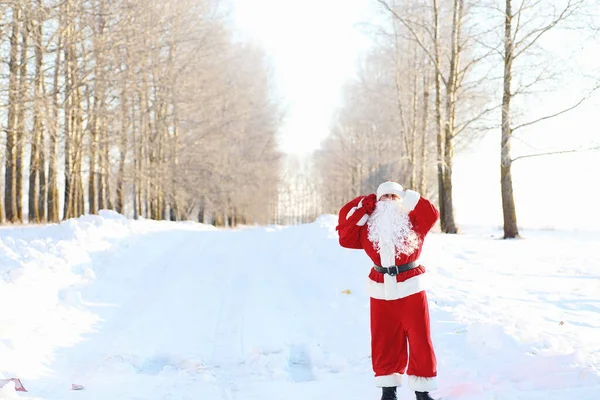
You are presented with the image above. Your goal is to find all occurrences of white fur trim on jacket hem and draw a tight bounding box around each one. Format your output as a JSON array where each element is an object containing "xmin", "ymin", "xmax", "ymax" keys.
[
  {"xmin": 402, "ymin": 190, "xmax": 420, "ymax": 213},
  {"xmin": 407, "ymin": 375, "xmax": 438, "ymax": 391},
  {"xmin": 366, "ymin": 273, "xmax": 427, "ymax": 300},
  {"xmin": 374, "ymin": 373, "xmax": 403, "ymax": 387}
]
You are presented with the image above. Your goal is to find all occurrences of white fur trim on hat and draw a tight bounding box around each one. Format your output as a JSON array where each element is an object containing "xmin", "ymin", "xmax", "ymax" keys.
[{"xmin": 377, "ymin": 181, "xmax": 404, "ymax": 200}]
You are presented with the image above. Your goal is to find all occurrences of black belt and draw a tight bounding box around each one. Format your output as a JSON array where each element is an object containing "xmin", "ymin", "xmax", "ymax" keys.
[{"xmin": 374, "ymin": 261, "xmax": 417, "ymax": 276}]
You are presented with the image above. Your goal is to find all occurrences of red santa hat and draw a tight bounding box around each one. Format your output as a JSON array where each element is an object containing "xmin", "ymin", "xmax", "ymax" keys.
[{"xmin": 376, "ymin": 181, "xmax": 404, "ymax": 200}]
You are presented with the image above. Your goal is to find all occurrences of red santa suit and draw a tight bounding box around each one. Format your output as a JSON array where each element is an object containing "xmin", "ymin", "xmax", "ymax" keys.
[{"xmin": 336, "ymin": 183, "xmax": 440, "ymax": 392}]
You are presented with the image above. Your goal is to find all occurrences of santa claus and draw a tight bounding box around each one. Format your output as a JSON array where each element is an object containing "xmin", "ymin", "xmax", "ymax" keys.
[{"xmin": 336, "ymin": 181, "xmax": 440, "ymax": 400}]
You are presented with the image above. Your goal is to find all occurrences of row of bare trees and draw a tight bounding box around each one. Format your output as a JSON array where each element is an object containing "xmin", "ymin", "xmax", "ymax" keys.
[
  {"xmin": 0, "ymin": 0, "xmax": 283, "ymax": 227},
  {"xmin": 275, "ymin": 154, "xmax": 322, "ymax": 225},
  {"xmin": 315, "ymin": 0, "xmax": 595, "ymax": 238}
]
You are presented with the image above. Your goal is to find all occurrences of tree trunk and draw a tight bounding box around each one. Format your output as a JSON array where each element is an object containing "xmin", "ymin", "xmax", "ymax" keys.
[
  {"xmin": 48, "ymin": 33, "xmax": 61, "ymax": 222},
  {"xmin": 432, "ymin": 0, "xmax": 446, "ymax": 230},
  {"xmin": 38, "ymin": 124, "xmax": 46, "ymax": 221},
  {"xmin": 16, "ymin": 14, "xmax": 28, "ymax": 223},
  {"xmin": 501, "ymin": 0, "xmax": 519, "ymax": 238},
  {"xmin": 116, "ymin": 89, "xmax": 128, "ymax": 215},
  {"xmin": 98, "ymin": 6, "xmax": 112, "ymax": 213},
  {"xmin": 409, "ymin": 42, "xmax": 418, "ymax": 190},
  {"xmin": 99, "ymin": 125, "xmax": 112, "ymax": 211},
  {"xmin": 29, "ymin": 5, "xmax": 45, "ymax": 223},
  {"xmin": 69, "ymin": 39, "xmax": 85, "ymax": 219},
  {"xmin": 89, "ymin": 113, "xmax": 98, "ymax": 214},
  {"xmin": 37, "ymin": 2, "xmax": 48, "ymax": 223},
  {"xmin": 5, "ymin": 6, "xmax": 21, "ymax": 223},
  {"xmin": 0, "ymin": 0, "xmax": 3, "ymax": 224},
  {"xmin": 133, "ymin": 91, "xmax": 141, "ymax": 219},
  {"xmin": 155, "ymin": 124, "xmax": 164, "ymax": 220},
  {"xmin": 63, "ymin": 0, "xmax": 73, "ymax": 219},
  {"xmin": 440, "ymin": 0, "xmax": 462, "ymax": 234},
  {"xmin": 116, "ymin": 21, "xmax": 130, "ymax": 216},
  {"xmin": 419, "ymin": 72, "xmax": 430, "ymax": 195},
  {"xmin": 89, "ymin": 0, "xmax": 107, "ymax": 215},
  {"xmin": 75, "ymin": 126, "xmax": 85, "ymax": 217},
  {"xmin": 169, "ymin": 117, "xmax": 179, "ymax": 220},
  {"xmin": 165, "ymin": 13, "xmax": 179, "ymax": 221},
  {"xmin": 63, "ymin": 0, "xmax": 85, "ymax": 220},
  {"xmin": 141, "ymin": 75, "xmax": 151, "ymax": 218}
]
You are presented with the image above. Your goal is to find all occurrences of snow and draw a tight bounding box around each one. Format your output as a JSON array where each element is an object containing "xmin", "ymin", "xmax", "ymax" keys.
[{"xmin": 1, "ymin": 212, "xmax": 599, "ymax": 399}]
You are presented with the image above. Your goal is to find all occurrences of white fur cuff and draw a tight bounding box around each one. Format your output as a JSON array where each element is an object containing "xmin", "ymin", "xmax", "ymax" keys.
[
  {"xmin": 402, "ymin": 190, "xmax": 420, "ymax": 212},
  {"xmin": 374, "ymin": 373, "xmax": 403, "ymax": 387},
  {"xmin": 407, "ymin": 375, "xmax": 438, "ymax": 391}
]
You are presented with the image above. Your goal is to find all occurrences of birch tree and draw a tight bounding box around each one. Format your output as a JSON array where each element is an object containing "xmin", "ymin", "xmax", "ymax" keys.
[
  {"xmin": 500, "ymin": 0, "xmax": 592, "ymax": 238},
  {"xmin": 370, "ymin": 0, "xmax": 496, "ymax": 232},
  {"xmin": 29, "ymin": 0, "xmax": 46, "ymax": 223},
  {"xmin": 315, "ymin": 0, "xmax": 493, "ymax": 226},
  {"xmin": 4, "ymin": 5, "xmax": 23, "ymax": 223},
  {"xmin": 1, "ymin": 0, "xmax": 283, "ymax": 226}
]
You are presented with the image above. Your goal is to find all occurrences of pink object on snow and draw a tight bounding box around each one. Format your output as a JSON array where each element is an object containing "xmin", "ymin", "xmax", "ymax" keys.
[{"xmin": 0, "ymin": 378, "xmax": 28, "ymax": 392}]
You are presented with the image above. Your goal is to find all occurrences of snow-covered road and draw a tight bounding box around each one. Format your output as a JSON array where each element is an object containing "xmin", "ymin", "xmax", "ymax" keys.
[{"xmin": 1, "ymin": 212, "xmax": 599, "ymax": 399}]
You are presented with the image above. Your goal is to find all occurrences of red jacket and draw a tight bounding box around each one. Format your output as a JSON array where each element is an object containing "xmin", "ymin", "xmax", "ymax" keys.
[{"xmin": 336, "ymin": 190, "xmax": 439, "ymax": 300}]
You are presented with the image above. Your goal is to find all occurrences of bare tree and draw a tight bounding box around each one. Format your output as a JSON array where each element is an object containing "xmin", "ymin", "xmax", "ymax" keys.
[
  {"xmin": 500, "ymin": 0, "xmax": 592, "ymax": 238},
  {"xmin": 313, "ymin": 0, "xmax": 493, "ymax": 227},
  {"xmin": 29, "ymin": 0, "xmax": 46, "ymax": 223},
  {"xmin": 315, "ymin": 54, "xmax": 416, "ymax": 215},
  {"xmin": 370, "ymin": 0, "xmax": 497, "ymax": 232},
  {"xmin": 5, "ymin": 5, "xmax": 22, "ymax": 223},
  {"xmin": 1, "ymin": 0, "xmax": 283, "ymax": 227}
]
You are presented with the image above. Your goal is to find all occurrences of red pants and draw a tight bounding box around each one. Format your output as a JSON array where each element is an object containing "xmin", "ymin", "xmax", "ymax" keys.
[{"xmin": 370, "ymin": 291, "xmax": 437, "ymax": 391}]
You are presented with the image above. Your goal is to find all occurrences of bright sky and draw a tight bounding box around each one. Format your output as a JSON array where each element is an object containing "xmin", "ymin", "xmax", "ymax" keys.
[
  {"xmin": 232, "ymin": 0, "xmax": 600, "ymax": 230},
  {"xmin": 232, "ymin": 0, "xmax": 373, "ymax": 154}
]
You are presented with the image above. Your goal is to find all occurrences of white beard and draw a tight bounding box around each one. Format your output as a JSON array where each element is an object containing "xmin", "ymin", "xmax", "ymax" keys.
[{"xmin": 367, "ymin": 200, "xmax": 420, "ymax": 259}]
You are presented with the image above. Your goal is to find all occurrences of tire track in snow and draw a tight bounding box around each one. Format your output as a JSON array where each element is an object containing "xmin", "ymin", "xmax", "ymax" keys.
[
  {"xmin": 212, "ymin": 230, "xmax": 268, "ymax": 400},
  {"xmin": 209, "ymin": 231, "xmax": 258, "ymax": 400}
]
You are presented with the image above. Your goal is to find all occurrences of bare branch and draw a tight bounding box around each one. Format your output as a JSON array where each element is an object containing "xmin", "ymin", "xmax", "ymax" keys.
[
  {"xmin": 454, "ymin": 103, "xmax": 503, "ymax": 137},
  {"xmin": 512, "ymin": 145, "xmax": 600, "ymax": 162},
  {"xmin": 512, "ymin": 0, "xmax": 543, "ymax": 45},
  {"xmin": 374, "ymin": 0, "xmax": 448, "ymax": 87},
  {"xmin": 514, "ymin": 0, "xmax": 584, "ymax": 59},
  {"xmin": 512, "ymin": 84, "xmax": 600, "ymax": 131},
  {"xmin": 511, "ymin": 62, "xmax": 561, "ymax": 97},
  {"xmin": 470, "ymin": 27, "xmax": 504, "ymax": 59},
  {"xmin": 459, "ymin": 46, "xmax": 498, "ymax": 79}
]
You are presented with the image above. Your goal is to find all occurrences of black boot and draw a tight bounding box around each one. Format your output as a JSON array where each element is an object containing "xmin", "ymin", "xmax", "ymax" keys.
[
  {"xmin": 415, "ymin": 391, "xmax": 435, "ymax": 400},
  {"xmin": 381, "ymin": 386, "xmax": 397, "ymax": 400}
]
